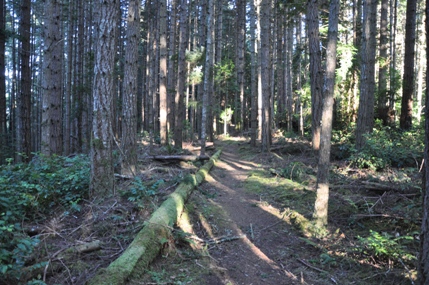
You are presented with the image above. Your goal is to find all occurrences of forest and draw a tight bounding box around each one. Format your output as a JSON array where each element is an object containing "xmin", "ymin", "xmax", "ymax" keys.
[{"xmin": 1, "ymin": 0, "xmax": 429, "ymax": 284}]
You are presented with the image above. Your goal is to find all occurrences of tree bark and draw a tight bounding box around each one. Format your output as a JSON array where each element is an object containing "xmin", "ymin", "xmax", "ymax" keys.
[
  {"xmin": 41, "ymin": 0, "xmax": 63, "ymax": 156},
  {"xmin": 200, "ymin": 0, "xmax": 214, "ymax": 156},
  {"xmin": 400, "ymin": 0, "xmax": 417, "ymax": 130},
  {"xmin": 260, "ymin": 0, "xmax": 271, "ymax": 152},
  {"xmin": 174, "ymin": 0, "xmax": 188, "ymax": 149},
  {"xmin": 418, "ymin": 0, "xmax": 429, "ymax": 281},
  {"xmin": 250, "ymin": 0, "xmax": 258, "ymax": 146},
  {"xmin": 121, "ymin": 0, "xmax": 140, "ymax": 176},
  {"xmin": 377, "ymin": 0, "xmax": 389, "ymax": 126},
  {"xmin": 19, "ymin": 0, "xmax": 32, "ymax": 161},
  {"xmin": 307, "ymin": 0, "xmax": 323, "ymax": 151},
  {"xmin": 90, "ymin": 0, "xmax": 117, "ymax": 195},
  {"xmin": 355, "ymin": 0, "xmax": 377, "ymax": 149},
  {"xmin": 159, "ymin": 0, "xmax": 168, "ymax": 145},
  {"xmin": 236, "ymin": 0, "xmax": 246, "ymax": 131},
  {"xmin": 313, "ymin": 0, "xmax": 338, "ymax": 228}
]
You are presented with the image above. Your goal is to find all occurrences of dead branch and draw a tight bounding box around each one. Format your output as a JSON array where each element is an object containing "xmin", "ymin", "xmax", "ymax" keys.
[{"xmin": 146, "ymin": 154, "xmax": 210, "ymax": 162}]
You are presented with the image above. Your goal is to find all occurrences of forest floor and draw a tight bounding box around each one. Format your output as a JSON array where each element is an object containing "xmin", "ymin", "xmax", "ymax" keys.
[{"xmin": 38, "ymin": 135, "xmax": 421, "ymax": 285}]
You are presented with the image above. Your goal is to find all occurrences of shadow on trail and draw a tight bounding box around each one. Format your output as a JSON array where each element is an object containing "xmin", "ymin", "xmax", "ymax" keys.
[{"xmin": 191, "ymin": 138, "xmax": 416, "ymax": 285}]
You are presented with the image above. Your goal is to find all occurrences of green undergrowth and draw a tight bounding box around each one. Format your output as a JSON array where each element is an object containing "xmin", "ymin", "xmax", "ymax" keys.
[
  {"xmin": 245, "ymin": 169, "xmax": 315, "ymax": 215},
  {"xmin": 0, "ymin": 154, "xmax": 90, "ymax": 284},
  {"xmin": 243, "ymin": 159, "xmax": 419, "ymax": 283}
]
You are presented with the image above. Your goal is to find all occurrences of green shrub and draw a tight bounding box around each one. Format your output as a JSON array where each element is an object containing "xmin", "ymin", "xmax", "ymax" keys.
[
  {"xmin": 0, "ymin": 154, "xmax": 90, "ymax": 283},
  {"xmin": 357, "ymin": 230, "xmax": 417, "ymax": 263},
  {"xmin": 348, "ymin": 124, "xmax": 423, "ymax": 170},
  {"xmin": 121, "ymin": 177, "xmax": 164, "ymax": 207}
]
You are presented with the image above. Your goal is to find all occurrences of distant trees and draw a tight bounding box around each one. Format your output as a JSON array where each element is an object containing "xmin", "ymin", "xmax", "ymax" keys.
[{"xmin": 0, "ymin": 0, "xmax": 424, "ymax": 195}]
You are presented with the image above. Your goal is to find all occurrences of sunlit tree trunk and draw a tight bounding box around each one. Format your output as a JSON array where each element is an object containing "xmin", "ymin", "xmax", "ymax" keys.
[
  {"xmin": 121, "ymin": 0, "xmax": 140, "ymax": 176},
  {"xmin": 90, "ymin": 0, "xmax": 117, "ymax": 195},
  {"xmin": 41, "ymin": 0, "xmax": 63, "ymax": 155},
  {"xmin": 399, "ymin": 0, "xmax": 417, "ymax": 130},
  {"xmin": 174, "ymin": 0, "xmax": 188, "ymax": 149},
  {"xmin": 167, "ymin": 0, "xmax": 177, "ymax": 137},
  {"xmin": 307, "ymin": 0, "xmax": 323, "ymax": 151},
  {"xmin": 416, "ymin": 11, "xmax": 425, "ymax": 123},
  {"xmin": 159, "ymin": 0, "xmax": 168, "ymax": 144},
  {"xmin": 201, "ymin": 0, "xmax": 214, "ymax": 155},
  {"xmin": 313, "ymin": 0, "xmax": 338, "ymax": 228},
  {"xmin": 355, "ymin": 0, "xmax": 377, "ymax": 149}
]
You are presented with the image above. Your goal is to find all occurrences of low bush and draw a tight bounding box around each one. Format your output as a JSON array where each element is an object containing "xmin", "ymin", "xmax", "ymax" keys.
[
  {"xmin": 334, "ymin": 122, "xmax": 424, "ymax": 170},
  {"xmin": 0, "ymin": 154, "xmax": 90, "ymax": 283}
]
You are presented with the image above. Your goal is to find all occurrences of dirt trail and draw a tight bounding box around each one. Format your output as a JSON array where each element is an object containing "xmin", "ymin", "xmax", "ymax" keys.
[{"xmin": 198, "ymin": 140, "xmax": 307, "ymax": 285}]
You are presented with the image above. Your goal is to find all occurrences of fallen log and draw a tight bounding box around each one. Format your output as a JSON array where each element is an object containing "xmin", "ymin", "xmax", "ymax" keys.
[
  {"xmin": 145, "ymin": 154, "xmax": 210, "ymax": 161},
  {"xmin": 87, "ymin": 149, "xmax": 222, "ymax": 285}
]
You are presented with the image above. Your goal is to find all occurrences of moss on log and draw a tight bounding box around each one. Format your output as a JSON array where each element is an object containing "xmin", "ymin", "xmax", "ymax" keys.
[{"xmin": 88, "ymin": 150, "xmax": 222, "ymax": 285}]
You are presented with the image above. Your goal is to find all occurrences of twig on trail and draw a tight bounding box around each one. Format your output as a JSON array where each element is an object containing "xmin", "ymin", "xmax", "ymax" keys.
[
  {"xmin": 259, "ymin": 211, "xmax": 290, "ymax": 232},
  {"xmin": 250, "ymin": 223, "xmax": 254, "ymax": 239},
  {"xmin": 298, "ymin": 259, "xmax": 338, "ymax": 284},
  {"xmin": 188, "ymin": 234, "xmax": 246, "ymax": 245},
  {"xmin": 298, "ymin": 259, "xmax": 327, "ymax": 274}
]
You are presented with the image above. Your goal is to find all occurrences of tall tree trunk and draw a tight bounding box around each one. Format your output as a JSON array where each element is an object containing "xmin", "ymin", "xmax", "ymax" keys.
[
  {"xmin": 250, "ymin": 0, "xmax": 258, "ymax": 146},
  {"xmin": 19, "ymin": 0, "xmax": 32, "ymax": 161},
  {"xmin": 399, "ymin": 0, "xmax": 417, "ymax": 130},
  {"xmin": 121, "ymin": 0, "xmax": 140, "ymax": 176},
  {"xmin": 313, "ymin": 0, "xmax": 339, "ymax": 228},
  {"xmin": 307, "ymin": 0, "xmax": 323, "ymax": 151},
  {"xmin": 377, "ymin": 0, "xmax": 389, "ymax": 125},
  {"xmin": 236, "ymin": 0, "xmax": 245, "ymax": 131},
  {"xmin": 201, "ymin": 0, "xmax": 214, "ymax": 155},
  {"xmin": 174, "ymin": 0, "xmax": 188, "ymax": 149},
  {"xmin": 0, "ymin": 0, "xmax": 6, "ymax": 162},
  {"xmin": 260, "ymin": 0, "xmax": 271, "ymax": 152},
  {"xmin": 159, "ymin": 0, "xmax": 168, "ymax": 145},
  {"xmin": 167, "ymin": 0, "xmax": 177, "ymax": 137},
  {"xmin": 64, "ymin": 1, "xmax": 75, "ymax": 156},
  {"xmin": 90, "ymin": 0, "xmax": 117, "ymax": 195},
  {"xmin": 286, "ymin": 15, "xmax": 293, "ymax": 133},
  {"xmin": 355, "ymin": 0, "xmax": 377, "ymax": 149},
  {"xmin": 389, "ymin": 0, "xmax": 398, "ymax": 114},
  {"xmin": 41, "ymin": 0, "xmax": 63, "ymax": 155},
  {"xmin": 419, "ymin": 0, "xmax": 429, "ymax": 279}
]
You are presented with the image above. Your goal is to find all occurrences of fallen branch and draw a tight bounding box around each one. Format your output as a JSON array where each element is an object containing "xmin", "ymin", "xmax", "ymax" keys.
[
  {"xmin": 147, "ymin": 154, "xmax": 210, "ymax": 161},
  {"xmin": 361, "ymin": 181, "xmax": 420, "ymax": 193},
  {"xmin": 88, "ymin": 150, "xmax": 222, "ymax": 285},
  {"xmin": 187, "ymin": 234, "xmax": 246, "ymax": 245},
  {"xmin": 298, "ymin": 259, "xmax": 338, "ymax": 284}
]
